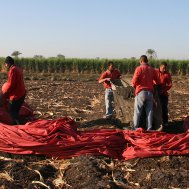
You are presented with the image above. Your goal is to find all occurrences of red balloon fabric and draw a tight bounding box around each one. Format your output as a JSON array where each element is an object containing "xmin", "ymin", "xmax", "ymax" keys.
[
  {"xmin": 0, "ymin": 102, "xmax": 33, "ymax": 125},
  {"xmin": 0, "ymin": 91, "xmax": 34, "ymax": 125},
  {"xmin": 0, "ymin": 117, "xmax": 188, "ymax": 160}
]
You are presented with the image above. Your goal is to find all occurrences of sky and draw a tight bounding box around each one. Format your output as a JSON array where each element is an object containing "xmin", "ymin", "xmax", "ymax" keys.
[{"xmin": 0, "ymin": 0, "xmax": 189, "ymax": 59}]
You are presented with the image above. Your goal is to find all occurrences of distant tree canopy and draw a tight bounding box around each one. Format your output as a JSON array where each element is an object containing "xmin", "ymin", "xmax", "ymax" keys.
[
  {"xmin": 57, "ymin": 54, "xmax": 65, "ymax": 58},
  {"xmin": 33, "ymin": 55, "xmax": 44, "ymax": 58},
  {"xmin": 146, "ymin": 49, "xmax": 157, "ymax": 59},
  {"xmin": 11, "ymin": 51, "xmax": 22, "ymax": 57},
  {"xmin": 130, "ymin": 57, "xmax": 136, "ymax": 60}
]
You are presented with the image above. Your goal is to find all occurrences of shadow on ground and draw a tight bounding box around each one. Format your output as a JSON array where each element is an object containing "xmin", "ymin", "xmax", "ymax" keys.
[
  {"xmin": 78, "ymin": 118, "xmax": 131, "ymax": 130},
  {"xmin": 163, "ymin": 120, "xmax": 184, "ymax": 133},
  {"xmin": 79, "ymin": 118, "xmax": 185, "ymax": 134}
]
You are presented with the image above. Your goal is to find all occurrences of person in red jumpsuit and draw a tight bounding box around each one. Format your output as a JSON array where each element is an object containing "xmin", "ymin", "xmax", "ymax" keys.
[
  {"xmin": 156, "ymin": 62, "xmax": 172, "ymax": 125},
  {"xmin": 3, "ymin": 56, "xmax": 26, "ymax": 125}
]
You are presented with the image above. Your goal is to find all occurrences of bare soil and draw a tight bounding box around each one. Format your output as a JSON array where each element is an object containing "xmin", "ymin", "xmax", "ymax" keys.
[{"xmin": 0, "ymin": 75, "xmax": 188, "ymax": 189}]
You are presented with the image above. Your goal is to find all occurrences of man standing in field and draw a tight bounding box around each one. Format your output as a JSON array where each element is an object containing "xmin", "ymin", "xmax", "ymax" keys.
[
  {"xmin": 2, "ymin": 56, "xmax": 26, "ymax": 125},
  {"xmin": 98, "ymin": 61, "xmax": 121, "ymax": 119},
  {"xmin": 132, "ymin": 55, "xmax": 160, "ymax": 130},
  {"xmin": 156, "ymin": 62, "xmax": 172, "ymax": 125}
]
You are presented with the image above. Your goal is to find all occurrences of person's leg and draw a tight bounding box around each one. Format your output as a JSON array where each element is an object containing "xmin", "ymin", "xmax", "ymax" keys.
[
  {"xmin": 160, "ymin": 95, "xmax": 168, "ymax": 124},
  {"xmin": 105, "ymin": 89, "xmax": 113, "ymax": 117},
  {"xmin": 9, "ymin": 96, "xmax": 25, "ymax": 124},
  {"xmin": 145, "ymin": 91, "xmax": 153, "ymax": 131},
  {"xmin": 133, "ymin": 91, "xmax": 146, "ymax": 129}
]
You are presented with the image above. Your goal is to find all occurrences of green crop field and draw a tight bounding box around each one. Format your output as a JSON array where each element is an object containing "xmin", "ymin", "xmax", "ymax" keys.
[{"xmin": 1, "ymin": 57, "xmax": 189, "ymax": 75}]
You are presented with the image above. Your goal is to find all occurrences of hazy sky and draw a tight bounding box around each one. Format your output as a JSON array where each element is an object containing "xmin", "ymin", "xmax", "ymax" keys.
[{"xmin": 0, "ymin": 0, "xmax": 189, "ymax": 59}]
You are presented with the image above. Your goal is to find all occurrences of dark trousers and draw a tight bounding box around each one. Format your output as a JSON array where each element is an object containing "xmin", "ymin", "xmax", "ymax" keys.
[
  {"xmin": 159, "ymin": 95, "xmax": 168, "ymax": 124},
  {"xmin": 9, "ymin": 96, "xmax": 25, "ymax": 124}
]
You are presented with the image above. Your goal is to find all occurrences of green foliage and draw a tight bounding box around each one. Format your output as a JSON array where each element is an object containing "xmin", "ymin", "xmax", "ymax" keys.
[
  {"xmin": 168, "ymin": 60, "xmax": 179, "ymax": 75},
  {"xmin": 0, "ymin": 57, "xmax": 4, "ymax": 71},
  {"xmin": 127, "ymin": 59, "xmax": 139, "ymax": 74},
  {"xmin": 177, "ymin": 61, "xmax": 188, "ymax": 75},
  {"xmin": 187, "ymin": 63, "xmax": 189, "ymax": 75},
  {"xmin": 1, "ymin": 57, "xmax": 188, "ymax": 75}
]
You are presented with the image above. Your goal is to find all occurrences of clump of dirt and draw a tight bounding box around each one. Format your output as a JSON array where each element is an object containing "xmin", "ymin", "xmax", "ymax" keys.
[
  {"xmin": 38, "ymin": 164, "xmax": 58, "ymax": 179},
  {"xmin": 0, "ymin": 159, "xmax": 61, "ymax": 189},
  {"xmin": 10, "ymin": 162, "xmax": 40, "ymax": 182},
  {"xmin": 63, "ymin": 156, "xmax": 117, "ymax": 189},
  {"xmin": 111, "ymin": 156, "xmax": 189, "ymax": 188}
]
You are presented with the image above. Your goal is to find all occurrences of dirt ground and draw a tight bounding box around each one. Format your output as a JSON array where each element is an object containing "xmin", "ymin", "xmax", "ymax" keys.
[{"xmin": 0, "ymin": 75, "xmax": 189, "ymax": 189}]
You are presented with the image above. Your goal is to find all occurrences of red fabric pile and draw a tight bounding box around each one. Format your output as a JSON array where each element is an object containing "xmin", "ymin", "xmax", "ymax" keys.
[
  {"xmin": 0, "ymin": 92, "xmax": 33, "ymax": 125},
  {"xmin": 0, "ymin": 102, "xmax": 33, "ymax": 125},
  {"xmin": 0, "ymin": 117, "xmax": 188, "ymax": 160}
]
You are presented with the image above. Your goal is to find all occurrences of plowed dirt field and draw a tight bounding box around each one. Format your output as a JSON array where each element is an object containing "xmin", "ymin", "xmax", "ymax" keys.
[{"xmin": 0, "ymin": 75, "xmax": 188, "ymax": 189}]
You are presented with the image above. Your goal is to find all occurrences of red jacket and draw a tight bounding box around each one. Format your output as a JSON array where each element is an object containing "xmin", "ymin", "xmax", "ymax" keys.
[
  {"xmin": 132, "ymin": 63, "xmax": 160, "ymax": 95},
  {"xmin": 2, "ymin": 65, "xmax": 26, "ymax": 100},
  {"xmin": 155, "ymin": 69, "xmax": 172, "ymax": 96},
  {"xmin": 99, "ymin": 69, "xmax": 121, "ymax": 89}
]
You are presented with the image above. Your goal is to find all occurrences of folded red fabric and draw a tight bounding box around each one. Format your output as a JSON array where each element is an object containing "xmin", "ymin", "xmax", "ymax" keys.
[{"xmin": 0, "ymin": 117, "xmax": 188, "ymax": 160}]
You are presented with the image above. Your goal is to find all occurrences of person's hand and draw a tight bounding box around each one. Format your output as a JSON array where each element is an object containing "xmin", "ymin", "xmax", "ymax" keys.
[{"xmin": 106, "ymin": 78, "xmax": 111, "ymax": 81}]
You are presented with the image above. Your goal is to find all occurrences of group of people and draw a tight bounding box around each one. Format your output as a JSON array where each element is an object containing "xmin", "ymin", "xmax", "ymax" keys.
[
  {"xmin": 1, "ymin": 55, "xmax": 172, "ymax": 130},
  {"xmin": 99, "ymin": 55, "xmax": 172, "ymax": 131}
]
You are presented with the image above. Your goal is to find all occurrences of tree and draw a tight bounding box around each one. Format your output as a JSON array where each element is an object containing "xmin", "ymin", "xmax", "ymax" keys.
[
  {"xmin": 11, "ymin": 51, "xmax": 22, "ymax": 57},
  {"xmin": 130, "ymin": 57, "xmax": 136, "ymax": 60},
  {"xmin": 33, "ymin": 55, "xmax": 44, "ymax": 58},
  {"xmin": 146, "ymin": 49, "xmax": 157, "ymax": 59},
  {"xmin": 57, "ymin": 54, "xmax": 65, "ymax": 59}
]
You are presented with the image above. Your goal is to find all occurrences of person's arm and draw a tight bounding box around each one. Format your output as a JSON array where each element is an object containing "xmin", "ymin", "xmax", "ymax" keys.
[
  {"xmin": 98, "ymin": 77, "xmax": 111, "ymax": 83},
  {"xmin": 132, "ymin": 67, "xmax": 140, "ymax": 88},
  {"xmin": 117, "ymin": 70, "xmax": 121, "ymax": 79},
  {"xmin": 98, "ymin": 72, "xmax": 111, "ymax": 83},
  {"xmin": 3, "ymin": 69, "xmax": 17, "ymax": 96},
  {"xmin": 165, "ymin": 73, "xmax": 172, "ymax": 91},
  {"xmin": 154, "ymin": 69, "xmax": 161, "ymax": 85}
]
